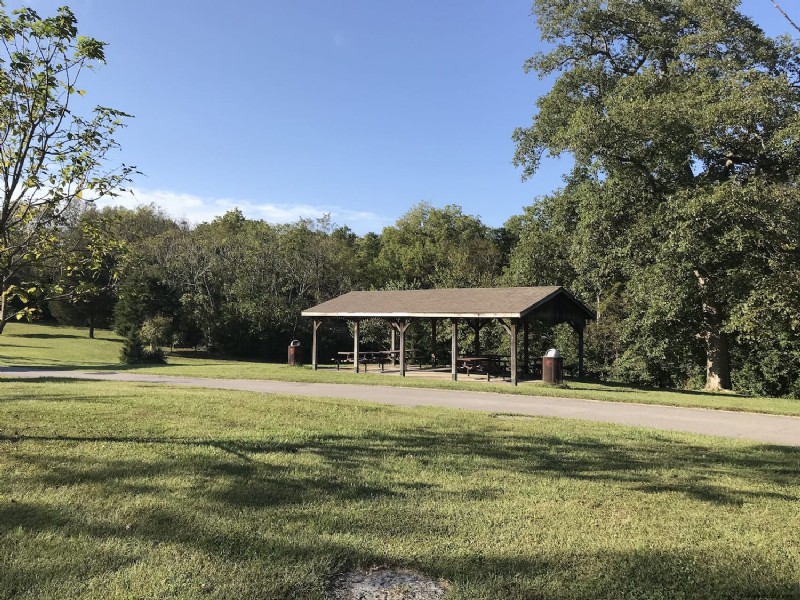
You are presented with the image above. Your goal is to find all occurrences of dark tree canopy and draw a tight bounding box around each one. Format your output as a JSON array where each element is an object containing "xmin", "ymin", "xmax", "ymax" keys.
[
  {"xmin": 512, "ymin": 0, "xmax": 800, "ymax": 390},
  {"xmin": 8, "ymin": 1, "xmax": 798, "ymax": 397}
]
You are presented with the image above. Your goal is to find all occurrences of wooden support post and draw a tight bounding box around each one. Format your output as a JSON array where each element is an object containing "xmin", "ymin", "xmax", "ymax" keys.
[
  {"xmin": 312, "ymin": 319, "xmax": 322, "ymax": 370},
  {"xmin": 498, "ymin": 319, "xmax": 519, "ymax": 386},
  {"xmin": 451, "ymin": 319, "xmax": 458, "ymax": 381},
  {"xmin": 353, "ymin": 320, "xmax": 360, "ymax": 374},
  {"xmin": 399, "ymin": 325, "xmax": 405, "ymax": 377},
  {"xmin": 510, "ymin": 320, "xmax": 518, "ymax": 386},
  {"xmin": 390, "ymin": 327, "xmax": 397, "ymax": 366},
  {"xmin": 523, "ymin": 320, "xmax": 529, "ymax": 378},
  {"xmin": 431, "ymin": 318, "xmax": 437, "ymax": 367},
  {"xmin": 392, "ymin": 321, "xmax": 411, "ymax": 377}
]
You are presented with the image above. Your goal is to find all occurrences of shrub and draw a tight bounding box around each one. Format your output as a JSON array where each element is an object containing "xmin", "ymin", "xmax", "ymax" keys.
[
  {"xmin": 140, "ymin": 315, "xmax": 172, "ymax": 352},
  {"xmin": 120, "ymin": 329, "xmax": 166, "ymax": 365}
]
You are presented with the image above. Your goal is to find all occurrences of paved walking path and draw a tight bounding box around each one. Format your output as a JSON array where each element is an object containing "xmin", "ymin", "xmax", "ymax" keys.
[{"xmin": 3, "ymin": 368, "xmax": 799, "ymax": 447}]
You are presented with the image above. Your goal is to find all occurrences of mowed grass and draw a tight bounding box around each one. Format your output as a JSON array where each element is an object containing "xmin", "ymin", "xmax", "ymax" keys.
[
  {"xmin": 3, "ymin": 321, "xmax": 800, "ymax": 416},
  {"xmin": 0, "ymin": 322, "xmax": 123, "ymax": 368},
  {"xmin": 1, "ymin": 378, "xmax": 799, "ymax": 599}
]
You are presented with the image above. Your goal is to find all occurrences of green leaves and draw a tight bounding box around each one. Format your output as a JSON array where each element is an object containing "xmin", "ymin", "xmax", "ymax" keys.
[
  {"xmin": 377, "ymin": 202, "xmax": 502, "ymax": 289},
  {"xmin": 513, "ymin": 0, "xmax": 800, "ymax": 392},
  {"xmin": 75, "ymin": 36, "xmax": 106, "ymax": 61},
  {"xmin": 0, "ymin": 2, "xmax": 136, "ymax": 329}
]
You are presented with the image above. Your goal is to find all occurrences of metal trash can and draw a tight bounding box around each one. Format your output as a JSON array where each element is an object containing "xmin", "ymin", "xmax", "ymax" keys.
[
  {"xmin": 542, "ymin": 348, "xmax": 563, "ymax": 384},
  {"xmin": 288, "ymin": 340, "xmax": 303, "ymax": 366}
]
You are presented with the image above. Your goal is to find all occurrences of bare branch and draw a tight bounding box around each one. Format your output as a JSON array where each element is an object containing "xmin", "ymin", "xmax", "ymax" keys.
[{"xmin": 770, "ymin": 0, "xmax": 800, "ymax": 35}]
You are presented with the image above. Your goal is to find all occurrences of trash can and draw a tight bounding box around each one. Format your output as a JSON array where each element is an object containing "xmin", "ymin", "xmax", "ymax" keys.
[
  {"xmin": 542, "ymin": 348, "xmax": 562, "ymax": 384},
  {"xmin": 288, "ymin": 340, "xmax": 303, "ymax": 366}
]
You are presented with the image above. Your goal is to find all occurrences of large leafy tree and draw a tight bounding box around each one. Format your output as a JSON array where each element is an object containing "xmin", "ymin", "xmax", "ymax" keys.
[
  {"xmin": 138, "ymin": 211, "xmax": 362, "ymax": 357},
  {"xmin": 0, "ymin": 4, "xmax": 135, "ymax": 331},
  {"xmin": 111, "ymin": 207, "xmax": 188, "ymax": 341},
  {"xmin": 514, "ymin": 0, "xmax": 800, "ymax": 390},
  {"xmin": 377, "ymin": 202, "xmax": 502, "ymax": 289},
  {"xmin": 47, "ymin": 207, "xmax": 126, "ymax": 338}
]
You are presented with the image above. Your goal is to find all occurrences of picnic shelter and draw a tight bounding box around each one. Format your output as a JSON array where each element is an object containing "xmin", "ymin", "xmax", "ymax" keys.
[{"xmin": 301, "ymin": 286, "xmax": 595, "ymax": 385}]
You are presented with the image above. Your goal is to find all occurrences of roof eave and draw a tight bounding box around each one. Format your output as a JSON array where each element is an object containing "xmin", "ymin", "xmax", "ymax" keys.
[{"xmin": 301, "ymin": 311, "xmax": 523, "ymax": 319}]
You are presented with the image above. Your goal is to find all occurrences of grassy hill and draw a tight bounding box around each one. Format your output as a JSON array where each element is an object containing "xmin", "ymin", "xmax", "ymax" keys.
[
  {"xmin": 2, "ymin": 321, "xmax": 800, "ymax": 416},
  {"xmin": 0, "ymin": 322, "xmax": 123, "ymax": 368}
]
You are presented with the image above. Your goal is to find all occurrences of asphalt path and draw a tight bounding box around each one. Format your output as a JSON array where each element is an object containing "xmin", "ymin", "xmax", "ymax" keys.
[{"xmin": 3, "ymin": 367, "xmax": 799, "ymax": 447}]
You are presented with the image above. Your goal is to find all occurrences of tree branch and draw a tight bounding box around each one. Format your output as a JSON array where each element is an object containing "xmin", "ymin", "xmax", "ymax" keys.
[{"xmin": 770, "ymin": 0, "xmax": 800, "ymax": 35}]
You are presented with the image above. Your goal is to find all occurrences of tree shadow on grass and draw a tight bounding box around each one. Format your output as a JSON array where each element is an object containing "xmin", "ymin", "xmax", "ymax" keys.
[
  {"xmin": 2, "ymin": 427, "xmax": 800, "ymax": 598},
  {"xmin": 0, "ymin": 433, "xmax": 426, "ymax": 509},
  {"xmin": 0, "ymin": 345, "xmax": 46, "ymax": 350},
  {"xmin": 0, "ymin": 362, "xmax": 175, "ymax": 374},
  {"xmin": 0, "ymin": 378, "xmax": 172, "ymax": 403},
  {"xmin": 1, "ymin": 497, "xmax": 796, "ymax": 599},
  {"xmin": 3, "ymin": 427, "xmax": 799, "ymax": 507},
  {"xmin": 0, "ymin": 506, "xmax": 138, "ymax": 600},
  {"xmin": 430, "ymin": 548, "xmax": 798, "ymax": 599},
  {"xmin": 9, "ymin": 331, "xmax": 97, "ymax": 342}
]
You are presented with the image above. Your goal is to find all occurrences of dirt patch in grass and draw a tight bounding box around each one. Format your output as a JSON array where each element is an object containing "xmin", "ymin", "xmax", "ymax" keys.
[{"xmin": 330, "ymin": 568, "xmax": 450, "ymax": 599}]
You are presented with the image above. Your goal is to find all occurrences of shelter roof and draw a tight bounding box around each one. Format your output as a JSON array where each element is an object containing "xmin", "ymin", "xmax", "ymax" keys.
[{"xmin": 302, "ymin": 286, "xmax": 595, "ymax": 321}]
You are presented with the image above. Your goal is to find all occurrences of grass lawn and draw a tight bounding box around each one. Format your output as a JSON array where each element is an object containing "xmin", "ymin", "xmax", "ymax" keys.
[
  {"xmin": 3, "ymin": 321, "xmax": 800, "ymax": 416},
  {"xmin": 2, "ymin": 378, "xmax": 799, "ymax": 599}
]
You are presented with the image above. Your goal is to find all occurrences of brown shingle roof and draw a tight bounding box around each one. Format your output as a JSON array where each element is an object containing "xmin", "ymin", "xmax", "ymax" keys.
[{"xmin": 302, "ymin": 286, "xmax": 594, "ymax": 319}]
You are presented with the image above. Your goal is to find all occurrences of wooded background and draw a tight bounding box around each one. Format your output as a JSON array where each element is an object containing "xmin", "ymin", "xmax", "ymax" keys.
[{"xmin": 2, "ymin": 1, "xmax": 799, "ymax": 396}]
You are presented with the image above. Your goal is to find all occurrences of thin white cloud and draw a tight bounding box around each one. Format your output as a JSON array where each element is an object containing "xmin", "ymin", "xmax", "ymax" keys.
[{"xmin": 93, "ymin": 188, "xmax": 393, "ymax": 234}]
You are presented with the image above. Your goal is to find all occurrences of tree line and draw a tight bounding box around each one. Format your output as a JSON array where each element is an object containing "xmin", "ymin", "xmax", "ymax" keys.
[
  {"xmin": 1, "ymin": 1, "xmax": 798, "ymax": 396},
  {"xmin": 12, "ymin": 193, "xmax": 798, "ymax": 398}
]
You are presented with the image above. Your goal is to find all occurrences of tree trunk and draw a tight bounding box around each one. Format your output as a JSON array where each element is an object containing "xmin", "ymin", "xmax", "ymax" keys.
[
  {"xmin": 704, "ymin": 324, "xmax": 731, "ymax": 391},
  {"xmin": 695, "ymin": 271, "xmax": 732, "ymax": 391},
  {"xmin": 0, "ymin": 291, "xmax": 6, "ymax": 334},
  {"xmin": 701, "ymin": 300, "xmax": 731, "ymax": 391},
  {"xmin": 88, "ymin": 313, "xmax": 95, "ymax": 339}
]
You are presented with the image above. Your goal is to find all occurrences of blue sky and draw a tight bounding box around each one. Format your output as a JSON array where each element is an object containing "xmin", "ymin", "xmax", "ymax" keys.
[{"xmin": 7, "ymin": 0, "xmax": 796, "ymax": 233}]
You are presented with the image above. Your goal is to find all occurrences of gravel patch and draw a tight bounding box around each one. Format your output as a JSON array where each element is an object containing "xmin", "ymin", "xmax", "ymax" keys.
[{"xmin": 330, "ymin": 568, "xmax": 449, "ymax": 600}]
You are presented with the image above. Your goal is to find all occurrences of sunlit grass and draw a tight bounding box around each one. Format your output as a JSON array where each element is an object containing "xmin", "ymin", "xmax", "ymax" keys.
[
  {"xmin": 0, "ymin": 321, "xmax": 123, "ymax": 367},
  {"xmin": 3, "ymin": 321, "xmax": 800, "ymax": 416},
  {"xmin": 1, "ymin": 378, "xmax": 799, "ymax": 599}
]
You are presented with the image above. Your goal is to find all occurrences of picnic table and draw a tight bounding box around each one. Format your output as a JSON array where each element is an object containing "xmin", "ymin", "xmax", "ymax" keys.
[
  {"xmin": 334, "ymin": 350, "xmax": 424, "ymax": 371},
  {"xmin": 458, "ymin": 355, "xmax": 508, "ymax": 381},
  {"xmin": 336, "ymin": 351, "xmax": 390, "ymax": 371}
]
